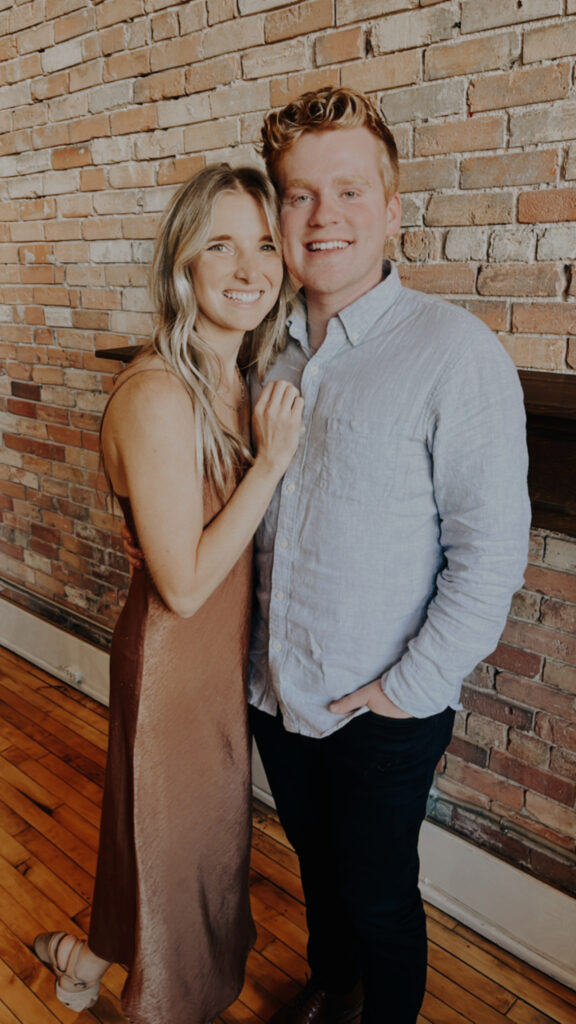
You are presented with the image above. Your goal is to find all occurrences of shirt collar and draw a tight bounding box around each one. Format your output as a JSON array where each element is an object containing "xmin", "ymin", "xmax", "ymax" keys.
[{"xmin": 286, "ymin": 261, "xmax": 403, "ymax": 351}]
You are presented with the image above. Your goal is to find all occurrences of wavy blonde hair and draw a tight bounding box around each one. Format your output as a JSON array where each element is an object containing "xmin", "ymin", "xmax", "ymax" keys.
[
  {"xmin": 260, "ymin": 86, "xmax": 399, "ymax": 200},
  {"xmin": 140, "ymin": 163, "xmax": 291, "ymax": 501}
]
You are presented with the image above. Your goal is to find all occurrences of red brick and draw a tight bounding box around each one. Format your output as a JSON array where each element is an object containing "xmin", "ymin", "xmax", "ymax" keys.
[
  {"xmin": 458, "ymin": 300, "xmax": 508, "ymax": 332},
  {"xmin": 97, "ymin": 0, "xmax": 145, "ymax": 31},
  {"xmin": 415, "ymin": 116, "xmax": 506, "ymax": 157},
  {"xmin": 270, "ymin": 68, "xmax": 339, "ymax": 108},
  {"xmin": 507, "ymin": 730, "xmax": 550, "ymax": 769},
  {"xmin": 157, "ymin": 155, "xmax": 205, "ymax": 186},
  {"xmin": 540, "ymin": 599, "xmax": 576, "ymax": 635},
  {"xmin": 461, "ymin": 149, "xmax": 559, "ymax": 189},
  {"xmin": 502, "ymin": 810, "xmax": 574, "ymax": 852},
  {"xmin": 512, "ymin": 304, "xmax": 576, "ymax": 337},
  {"xmin": 110, "ymin": 106, "xmax": 158, "ymax": 138},
  {"xmin": 469, "ymin": 63, "xmax": 571, "ymax": 113},
  {"xmin": 550, "ymin": 747, "xmax": 576, "ymax": 783},
  {"xmin": 502, "ymin": 618, "xmax": 576, "ymax": 667},
  {"xmin": 446, "ymin": 735, "xmax": 488, "ymax": 768},
  {"xmin": 461, "ymin": 685, "xmax": 534, "ymax": 730},
  {"xmin": 315, "ymin": 26, "xmax": 364, "ymax": 66},
  {"xmin": 186, "ymin": 54, "xmax": 239, "ymax": 93},
  {"xmin": 497, "ymin": 674, "xmax": 575, "ymax": 720},
  {"xmin": 490, "ymin": 750, "xmax": 575, "ymax": 805},
  {"xmin": 148, "ymin": 33, "xmax": 202, "ymax": 71},
  {"xmin": 4, "ymin": 435, "xmax": 66, "ymax": 462},
  {"xmin": 134, "ymin": 69, "xmax": 186, "ymax": 103},
  {"xmin": 524, "ymin": 19, "xmax": 576, "ymax": 63},
  {"xmin": 536, "ymin": 714, "xmax": 576, "ymax": 754},
  {"xmin": 484, "ymin": 641, "xmax": 543, "ymax": 678},
  {"xmin": 444, "ymin": 755, "xmax": 524, "ymax": 810},
  {"xmin": 265, "ymin": 0, "xmax": 333, "ymax": 43},
  {"xmin": 398, "ymin": 264, "xmax": 476, "ymax": 294},
  {"xmin": 519, "ymin": 190, "xmax": 576, "ymax": 224},
  {"xmin": 477, "ymin": 264, "xmax": 564, "ymax": 298},
  {"xmin": 426, "ymin": 193, "xmax": 514, "ymax": 226},
  {"xmin": 425, "ymin": 31, "xmax": 519, "ymax": 80},
  {"xmin": 525, "ymin": 791, "xmax": 576, "ymax": 838}
]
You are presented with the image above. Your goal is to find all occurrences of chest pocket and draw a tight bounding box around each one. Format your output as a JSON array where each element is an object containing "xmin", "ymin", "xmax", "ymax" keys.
[{"xmin": 317, "ymin": 416, "xmax": 398, "ymax": 505}]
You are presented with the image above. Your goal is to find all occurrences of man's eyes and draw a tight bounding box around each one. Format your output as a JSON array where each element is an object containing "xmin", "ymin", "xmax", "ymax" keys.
[{"xmin": 284, "ymin": 193, "xmax": 313, "ymax": 206}]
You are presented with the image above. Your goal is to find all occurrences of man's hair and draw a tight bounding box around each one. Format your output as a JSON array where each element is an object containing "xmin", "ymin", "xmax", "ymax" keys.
[{"xmin": 260, "ymin": 87, "xmax": 399, "ymax": 199}]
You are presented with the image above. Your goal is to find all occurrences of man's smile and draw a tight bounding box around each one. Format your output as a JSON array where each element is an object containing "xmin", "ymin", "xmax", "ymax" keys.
[{"xmin": 306, "ymin": 240, "xmax": 351, "ymax": 252}]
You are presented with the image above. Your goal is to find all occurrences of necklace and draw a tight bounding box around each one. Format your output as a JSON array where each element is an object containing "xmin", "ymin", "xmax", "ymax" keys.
[{"xmin": 216, "ymin": 365, "xmax": 247, "ymax": 412}]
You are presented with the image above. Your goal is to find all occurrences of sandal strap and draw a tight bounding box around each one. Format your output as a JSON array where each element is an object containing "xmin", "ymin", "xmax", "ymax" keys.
[
  {"xmin": 64, "ymin": 938, "xmax": 90, "ymax": 990},
  {"xmin": 45, "ymin": 932, "xmax": 69, "ymax": 979}
]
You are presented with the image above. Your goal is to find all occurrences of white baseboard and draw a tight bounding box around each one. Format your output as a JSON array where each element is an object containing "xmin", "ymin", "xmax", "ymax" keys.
[
  {"xmin": 0, "ymin": 595, "xmax": 110, "ymax": 705},
  {"xmin": 3, "ymin": 597, "xmax": 575, "ymax": 991},
  {"xmin": 418, "ymin": 820, "xmax": 576, "ymax": 991}
]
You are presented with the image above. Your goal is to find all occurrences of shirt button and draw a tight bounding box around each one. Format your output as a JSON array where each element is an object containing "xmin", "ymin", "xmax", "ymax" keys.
[
  {"xmin": 273, "ymin": 641, "xmax": 282, "ymax": 652},
  {"xmin": 286, "ymin": 483, "xmax": 295, "ymax": 493},
  {"xmin": 309, "ymin": 365, "xmax": 319, "ymax": 376},
  {"xmin": 275, "ymin": 590, "xmax": 285, "ymax": 601},
  {"xmin": 279, "ymin": 538, "xmax": 288, "ymax": 549},
  {"xmin": 351, "ymin": 331, "xmax": 359, "ymax": 341}
]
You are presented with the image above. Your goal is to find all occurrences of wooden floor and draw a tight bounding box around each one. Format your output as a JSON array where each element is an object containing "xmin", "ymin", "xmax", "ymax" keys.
[{"xmin": 0, "ymin": 645, "xmax": 574, "ymax": 1024}]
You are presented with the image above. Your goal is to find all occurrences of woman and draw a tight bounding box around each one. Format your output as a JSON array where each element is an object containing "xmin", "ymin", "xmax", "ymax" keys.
[{"xmin": 33, "ymin": 164, "xmax": 303, "ymax": 1024}]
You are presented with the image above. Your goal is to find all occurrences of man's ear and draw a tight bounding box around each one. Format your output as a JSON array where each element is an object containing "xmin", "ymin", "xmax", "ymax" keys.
[{"xmin": 385, "ymin": 193, "xmax": 402, "ymax": 238}]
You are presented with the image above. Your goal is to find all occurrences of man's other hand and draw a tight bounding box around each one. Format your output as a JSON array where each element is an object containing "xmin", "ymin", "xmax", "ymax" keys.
[
  {"xmin": 121, "ymin": 521, "xmax": 144, "ymax": 575},
  {"xmin": 329, "ymin": 679, "xmax": 413, "ymax": 719}
]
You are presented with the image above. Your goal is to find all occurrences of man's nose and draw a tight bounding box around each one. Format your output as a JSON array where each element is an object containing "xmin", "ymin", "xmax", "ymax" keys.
[{"xmin": 310, "ymin": 193, "xmax": 339, "ymax": 225}]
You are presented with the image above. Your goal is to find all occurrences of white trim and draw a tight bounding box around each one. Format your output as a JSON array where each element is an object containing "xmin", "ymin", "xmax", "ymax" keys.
[
  {"xmin": 0, "ymin": 596, "xmax": 110, "ymax": 706},
  {"xmin": 419, "ymin": 819, "xmax": 576, "ymax": 991},
  {"xmin": 3, "ymin": 599, "xmax": 575, "ymax": 991}
]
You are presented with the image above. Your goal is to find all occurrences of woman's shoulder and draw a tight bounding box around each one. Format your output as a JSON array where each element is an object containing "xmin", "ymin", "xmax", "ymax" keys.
[{"xmin": 107, "ymin": 355, "xmax": 192, "ymax": 416}]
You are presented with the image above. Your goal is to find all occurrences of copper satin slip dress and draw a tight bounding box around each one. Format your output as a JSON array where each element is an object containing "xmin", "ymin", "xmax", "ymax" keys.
[{"xmin": 89, "ymin": 372, "xmax": 256, "ymax": 1024}]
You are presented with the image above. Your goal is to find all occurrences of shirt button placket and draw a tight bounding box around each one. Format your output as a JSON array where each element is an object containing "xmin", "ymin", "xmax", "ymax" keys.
[{"xmin": 268, "ymin": 355, "xmax": 322, "ymax": 686}]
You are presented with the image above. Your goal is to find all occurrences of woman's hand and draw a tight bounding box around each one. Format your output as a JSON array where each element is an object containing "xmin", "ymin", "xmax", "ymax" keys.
[{"xmin": 252, "ymin": 380, "xmax": 304, "ymax": 478}]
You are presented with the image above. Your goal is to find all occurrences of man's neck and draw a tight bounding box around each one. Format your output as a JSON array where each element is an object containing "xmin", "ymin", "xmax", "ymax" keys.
[
  {"xmin": 305, "ymin": 294, "xmax": 343, "ymax": 352},
  {"xmin": 303, "ymin": 263, "xmax": 391, "ymax": 353}
]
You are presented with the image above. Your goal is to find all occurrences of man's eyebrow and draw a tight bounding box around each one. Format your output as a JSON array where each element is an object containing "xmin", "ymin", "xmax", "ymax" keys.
[
  {"xmin": 282, "ymin": 179, "xmax": 315, "ymax": 191},
  {"xmin": 282, "ymin": 174, "xmax": 372, "ymax": 190}
]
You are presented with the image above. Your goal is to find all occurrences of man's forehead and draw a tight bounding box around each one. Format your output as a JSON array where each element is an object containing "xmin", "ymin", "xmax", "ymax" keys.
[{"xmin": 276, "ymin": 128, "xmax": 383, "ymax": 186}]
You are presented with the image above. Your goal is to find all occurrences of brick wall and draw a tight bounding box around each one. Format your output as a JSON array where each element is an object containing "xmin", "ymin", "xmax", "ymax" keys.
[{"xmin": 1, "ymin": 0, "xmax": 575, "ymax": 894}]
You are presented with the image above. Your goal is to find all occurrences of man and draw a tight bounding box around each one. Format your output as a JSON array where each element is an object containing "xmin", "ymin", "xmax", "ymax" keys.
[{"xmin": 248, "ymin": 87, "xmax": 530, "ymax": 1024}]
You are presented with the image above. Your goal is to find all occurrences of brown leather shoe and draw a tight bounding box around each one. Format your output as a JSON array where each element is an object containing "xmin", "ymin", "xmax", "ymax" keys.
[{"xmin": 268, "ymin": 978, "xmax": 363, "ymax": 1024}]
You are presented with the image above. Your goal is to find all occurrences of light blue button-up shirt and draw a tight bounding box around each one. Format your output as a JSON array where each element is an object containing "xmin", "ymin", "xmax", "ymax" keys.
[{"xmin": 249, "ymin": 264, "xmax": 531, "ymax": 737}]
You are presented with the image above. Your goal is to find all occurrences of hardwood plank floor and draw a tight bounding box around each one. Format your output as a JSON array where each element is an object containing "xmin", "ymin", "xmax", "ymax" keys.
[{"xmin": 0, "ymin": 644, "xmax": 574, "ymax": 1024}]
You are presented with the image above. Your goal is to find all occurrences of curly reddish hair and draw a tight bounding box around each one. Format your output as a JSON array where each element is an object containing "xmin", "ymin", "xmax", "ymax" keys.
[{"xmin": 260, "ymin": 86, "xmax": 399, "ymax": 199}]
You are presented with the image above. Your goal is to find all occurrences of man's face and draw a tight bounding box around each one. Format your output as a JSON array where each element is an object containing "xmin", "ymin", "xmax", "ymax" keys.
[{"xmin": 277, "ymin": 127, "xmax": 401, "ymax": 314}]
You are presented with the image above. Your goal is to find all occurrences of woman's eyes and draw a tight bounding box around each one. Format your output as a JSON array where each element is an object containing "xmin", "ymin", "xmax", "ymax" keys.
[{"xmin": 205, "ymin": 241, "xmax": 278, "ymax": 253}]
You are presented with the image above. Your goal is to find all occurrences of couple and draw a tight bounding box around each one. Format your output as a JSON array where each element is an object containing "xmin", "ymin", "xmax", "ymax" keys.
[{"xmin": 34, "ymin": 87, "xmax": 530, "ymax": 1024}]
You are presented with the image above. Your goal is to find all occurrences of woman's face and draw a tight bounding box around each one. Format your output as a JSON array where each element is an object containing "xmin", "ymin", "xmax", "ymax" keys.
[{"xmin": 190, "ymin": 189, "xmax": 284, "ymax": 348}]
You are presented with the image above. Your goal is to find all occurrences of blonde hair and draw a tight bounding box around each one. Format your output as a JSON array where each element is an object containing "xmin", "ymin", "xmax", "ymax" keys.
[
  {"xmin": 141, "ymin": 163, "xmax": 291, "ymax": 501},
  {"xmin": 260, "ymin": 86, "xmax": 399, "ymax": 199}
]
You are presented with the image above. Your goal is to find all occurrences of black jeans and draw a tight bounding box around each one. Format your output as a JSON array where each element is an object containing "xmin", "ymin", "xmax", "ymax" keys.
[{"xmin": 250, "ymin": 704, "xmax": 455, "ymax": 1024}]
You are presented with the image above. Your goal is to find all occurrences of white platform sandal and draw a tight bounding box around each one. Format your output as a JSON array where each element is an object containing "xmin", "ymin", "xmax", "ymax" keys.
[{"xmin": 33, "ymin": 931, "xmax": 102, "ymax": 1011}]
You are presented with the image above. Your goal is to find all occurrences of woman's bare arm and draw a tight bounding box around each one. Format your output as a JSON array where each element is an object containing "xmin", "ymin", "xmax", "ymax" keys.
[{"xmin": 102, "ymin": 371, "xmax": 302, "ymax": 617}]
